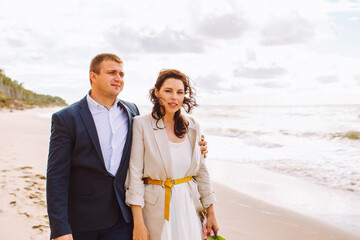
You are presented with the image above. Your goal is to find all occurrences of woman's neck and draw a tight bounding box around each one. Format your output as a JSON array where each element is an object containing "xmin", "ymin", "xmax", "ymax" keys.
[{"xmin": 162, "ymin": 113, "xmax": 175, "ymax": 125}]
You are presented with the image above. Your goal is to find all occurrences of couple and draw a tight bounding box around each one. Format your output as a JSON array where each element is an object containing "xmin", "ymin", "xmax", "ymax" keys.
[{"xmin": 46, "ymin": 53, "xmax": 219, "ymax": 240}]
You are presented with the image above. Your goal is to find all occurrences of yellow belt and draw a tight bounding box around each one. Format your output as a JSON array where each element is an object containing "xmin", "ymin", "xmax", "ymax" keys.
[{"xmin": 143, "ymin": 176, "xmax": 193, "ymax": 221}]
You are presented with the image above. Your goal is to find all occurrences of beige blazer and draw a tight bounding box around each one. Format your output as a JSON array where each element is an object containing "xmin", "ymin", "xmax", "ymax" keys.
[{"xmin": 125, "ymin": 113, "xmax": 216, "ymax": 239}]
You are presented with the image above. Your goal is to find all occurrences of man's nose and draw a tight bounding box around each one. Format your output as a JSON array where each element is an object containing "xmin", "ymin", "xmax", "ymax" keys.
[{"xmin": 114, "ymin": 73, "xmax": 123, "ymax": 81}]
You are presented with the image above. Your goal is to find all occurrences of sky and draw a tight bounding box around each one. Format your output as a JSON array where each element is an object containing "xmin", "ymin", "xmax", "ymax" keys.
[{"xmin": 0, "ymin": 0, "xmax": 360, "ymax": 106}]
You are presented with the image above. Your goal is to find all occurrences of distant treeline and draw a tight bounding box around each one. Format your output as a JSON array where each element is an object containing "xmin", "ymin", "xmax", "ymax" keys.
[{"xmin": 0, "ymin": 69, "xmax": 67, "ymax": 109}]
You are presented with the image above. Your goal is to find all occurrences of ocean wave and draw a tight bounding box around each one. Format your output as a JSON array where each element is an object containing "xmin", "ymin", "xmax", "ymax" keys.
[
  {"xmin": 203, "ymin": 127, "xmax": 268, "ymax": 138},
  {"xmin": 259, "ymin": 161, "xmax": 360, "ymax": 193},
  {"xmin": 279, "ymin": 130, "xmax": 319, "ymax": 138},
  {"xmin": 279, "ymin": 130, "xmax": 360, "ymax": 141},
  {"xmin": 331, "ymin": 131, "xmax": 360, "ymax": 140}
]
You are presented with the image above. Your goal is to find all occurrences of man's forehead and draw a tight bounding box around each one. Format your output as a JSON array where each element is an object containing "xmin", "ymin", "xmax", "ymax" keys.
[{"xmin": 101, "ymin": 60, "xmax": 123, "ymax": 70}]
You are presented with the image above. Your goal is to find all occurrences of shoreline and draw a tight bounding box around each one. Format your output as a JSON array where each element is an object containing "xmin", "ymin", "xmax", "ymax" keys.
[
  {"xmin": 0, "ymin": 108, "xmax": 359, "ymax": 239},
  {"xmin": 213, "ymin": 181, "xmax": 360, "ymax": 240}
]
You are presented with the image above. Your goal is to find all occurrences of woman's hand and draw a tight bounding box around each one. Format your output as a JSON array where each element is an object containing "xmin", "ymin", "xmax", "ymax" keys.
[
  {"xmin": 131, "ymin": 205, "xmax": 150, "ymax": 240},
  {"xmin": 204, "ymin": 204, "xmax": 219, "ymax": 238},
  {"xmin": 133, "ymin": 223, "xmax": 150, "ymax": 240}
]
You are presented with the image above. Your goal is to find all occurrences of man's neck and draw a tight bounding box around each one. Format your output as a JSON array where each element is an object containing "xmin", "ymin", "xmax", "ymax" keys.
[{"xmin": 90, "ymin": 91, "xmax": 117, "ymax": 110}]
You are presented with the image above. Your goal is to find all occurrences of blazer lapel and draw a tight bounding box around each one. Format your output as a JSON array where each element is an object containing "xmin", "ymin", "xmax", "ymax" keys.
[
  {"xmin": 78, "ymin": 97, "xmax": 105, "ymax": 168},
  {"xmin": 150, "ymin": 116, "xmax": 173, "ymax": 179}
]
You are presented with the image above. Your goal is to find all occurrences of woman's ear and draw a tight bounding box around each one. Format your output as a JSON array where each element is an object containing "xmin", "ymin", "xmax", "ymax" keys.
[{"xmin": 154, "ymin": 88, "xmax": 159, "ymax": 98}]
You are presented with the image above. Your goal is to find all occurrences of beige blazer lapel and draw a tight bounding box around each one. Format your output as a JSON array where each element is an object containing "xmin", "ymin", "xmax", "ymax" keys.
[{"xmin": 150, "ymin": 116, "xmax": 173, "ymax": 179}]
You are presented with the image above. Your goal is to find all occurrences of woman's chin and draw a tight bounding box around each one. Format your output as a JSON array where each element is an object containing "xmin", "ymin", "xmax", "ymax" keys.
[{"xmin": 165, "ymin": 108, "xmax": 180, "ymax": 115}]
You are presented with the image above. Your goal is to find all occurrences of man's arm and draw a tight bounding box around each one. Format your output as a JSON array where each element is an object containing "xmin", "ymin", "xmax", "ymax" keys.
[{"xmin": 47, "ymin": 112, "xmax": 74, "ymax": 239}]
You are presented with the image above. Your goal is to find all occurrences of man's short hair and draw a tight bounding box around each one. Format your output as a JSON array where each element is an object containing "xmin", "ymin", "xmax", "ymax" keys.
[{"xmin": 89, "ymin": 53, "xmax": 123, "ymax": 83}]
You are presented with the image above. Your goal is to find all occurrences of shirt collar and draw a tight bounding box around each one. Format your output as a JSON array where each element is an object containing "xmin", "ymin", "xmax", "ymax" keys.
[{"xmin": 87, "ymin": 91, "xmax": 119, "ymax": 111}]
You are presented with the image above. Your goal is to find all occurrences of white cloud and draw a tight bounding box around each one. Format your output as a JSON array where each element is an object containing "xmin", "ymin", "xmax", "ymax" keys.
[
  {"xmin": 315, "ymin": 74, "xmax": 339, "ymax": 84},
  {"xmin": 106, "ymin": 26, "xmax": 204, "ymax": 54},
  {"xmin": 196, "ymin": 13, "xmax": 248, "ymax": 39},
  {"xmin": 354, "ymin": 74, "xmax": 360, "ymax": 85},
  {"xmin": 256, "ymin": 81, "xmax": 287, "ymax": 89},
  {"xmin": 194, "ymin": 73, "xmax": 241, "ymax": 93},
  {"xmin": 260, "ymin": 12, "xmax": 317, "ymax": 46},
  {"xmin": 233, "ymin": 64, "xmax": 288, "ymax": 79},
  {"xmin": 140, "ymin": 29, "xmax": 204, "ymax": 53}
]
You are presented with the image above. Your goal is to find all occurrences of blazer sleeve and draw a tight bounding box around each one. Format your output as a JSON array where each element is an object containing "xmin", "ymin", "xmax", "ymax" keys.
[
  {"xmin": 125, "ymin": 117, "xmax": 146, "ymax": 208},
  {"xmin": 46, "ymin": 112, "xmax": 74, "ymax": 238},
  {"xmin": 193, "ymin": 121, "xmax": 216, "ymax": 209}
]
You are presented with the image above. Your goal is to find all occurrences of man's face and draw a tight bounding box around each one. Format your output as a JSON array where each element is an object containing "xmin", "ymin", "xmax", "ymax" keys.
[{"xmin": 90, "ymin": 60, "xmax": 124, "ymax": 99}]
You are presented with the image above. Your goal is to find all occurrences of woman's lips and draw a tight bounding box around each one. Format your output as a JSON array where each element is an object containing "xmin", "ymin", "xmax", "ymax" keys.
[{"xmin": 168, "ymin": 103, "xmax": 178, "ymax": 107}]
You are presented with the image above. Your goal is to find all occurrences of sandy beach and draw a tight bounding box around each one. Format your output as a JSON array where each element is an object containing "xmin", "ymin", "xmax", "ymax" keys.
[{"xmin": 0, "ymin": 107, "xmax": 359, "ymax": 240}]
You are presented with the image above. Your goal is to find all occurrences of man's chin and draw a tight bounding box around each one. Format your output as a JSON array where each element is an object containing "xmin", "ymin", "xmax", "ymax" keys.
[{"xmin": 112, "ymin": 89, "xmax": 122, "ymax": 97}]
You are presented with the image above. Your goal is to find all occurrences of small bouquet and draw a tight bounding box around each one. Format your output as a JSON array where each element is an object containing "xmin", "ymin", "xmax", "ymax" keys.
[
  {"xmin": 200, "ymin": 211, "xmax": 226, "ymax": 240},
  {"xmin": 206, "ymin": 236, "xmax": 226, "ymax": 240}
]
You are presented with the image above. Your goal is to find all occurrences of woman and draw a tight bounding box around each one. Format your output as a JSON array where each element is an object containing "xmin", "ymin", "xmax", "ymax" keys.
[{"xmin": 125, "ymin": 69, "xmax": 219, "ymax": 240}]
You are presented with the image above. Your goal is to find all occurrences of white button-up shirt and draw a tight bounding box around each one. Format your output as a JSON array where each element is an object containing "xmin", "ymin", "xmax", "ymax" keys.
[{"xmin": 87, "ymin": 93, "xmax": 128, "ymax": 176}]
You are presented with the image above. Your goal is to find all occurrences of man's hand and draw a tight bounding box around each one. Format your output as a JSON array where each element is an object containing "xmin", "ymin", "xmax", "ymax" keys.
[
  {"xmin": 54, "ymin": 234, "xmax": 73, "ymax": 240},
  {"xmin": 198, "ymin": 135, "xmax": 208, "ymax": 158}
]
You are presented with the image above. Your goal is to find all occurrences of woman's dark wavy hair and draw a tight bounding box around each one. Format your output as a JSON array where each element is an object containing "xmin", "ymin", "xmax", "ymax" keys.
[{"xmin": 149, "ymin": 69, "xmax": 197, "ymax": 138}]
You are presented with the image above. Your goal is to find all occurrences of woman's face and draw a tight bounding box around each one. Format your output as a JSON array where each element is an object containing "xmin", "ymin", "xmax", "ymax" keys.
[{"xmin": 155, "ymin": 78, "xmax": 185, "ymax": 116}]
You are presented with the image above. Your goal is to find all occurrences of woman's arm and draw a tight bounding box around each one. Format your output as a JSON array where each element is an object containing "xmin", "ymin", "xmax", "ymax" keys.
[
  {"xmin": 191, "ymin": 118, "xmax": 219, "ymax": 237},
  {"xmin": 125, "ymin": 117, "xmax": 146, "ymax": 207},
  {"xmin": 204, "ymin": 204, "xmax": 219, "ymax": 237},
  {"xmin": 131, "ymin": 205, "xmax": 150, "ymax": 240},
  {"xmin": 125, "ymin": 117, "xmax": 150, "ymax": 239}
]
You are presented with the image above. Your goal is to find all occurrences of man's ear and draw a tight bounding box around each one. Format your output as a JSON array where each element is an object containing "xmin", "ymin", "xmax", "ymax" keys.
[{"xmin": 89, "ymin": 72, "xmax": 97, "ymax": 84}]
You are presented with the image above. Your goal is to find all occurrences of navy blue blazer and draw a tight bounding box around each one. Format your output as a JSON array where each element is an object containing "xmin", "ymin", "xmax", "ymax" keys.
[{"xmin": 46, "ymin": 96, "xmax": 139, "ymax": 239}]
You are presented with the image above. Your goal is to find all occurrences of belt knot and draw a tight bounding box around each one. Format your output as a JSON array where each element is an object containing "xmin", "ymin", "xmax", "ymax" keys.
[{"xmin": 162, "ymin": 179, "xmax": 175, "ymax": 188}]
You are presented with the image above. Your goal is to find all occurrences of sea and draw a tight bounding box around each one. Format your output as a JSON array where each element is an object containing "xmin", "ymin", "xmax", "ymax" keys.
[
  {"xmin": 191, "ymin": 105, "xmax": 360, "ymax": 193},
  {"xmin": 187, "ymin": 104, "xmax": 360, "ymax": 235}
]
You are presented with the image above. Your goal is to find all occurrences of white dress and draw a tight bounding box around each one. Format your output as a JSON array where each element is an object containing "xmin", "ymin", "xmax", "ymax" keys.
[{"xmin": 160, "ymin": 135, "xmax": 203, "ymax": 240}]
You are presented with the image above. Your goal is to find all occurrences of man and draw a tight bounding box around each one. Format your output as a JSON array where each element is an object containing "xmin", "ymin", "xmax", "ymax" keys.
[{"xmin": 47, "ymin": 53, "xmax": 208, "ymax": 240}]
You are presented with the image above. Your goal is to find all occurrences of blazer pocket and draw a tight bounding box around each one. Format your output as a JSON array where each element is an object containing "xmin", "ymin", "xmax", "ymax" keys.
[
  {"xmin": 69, "ymin": 184, "xmax": 93, "ymax": 196},
  {"xmin": 144, "ymin": 185, "xmax": 159, "ymax": 205}
]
